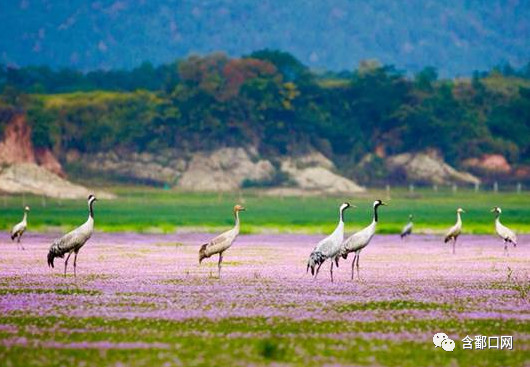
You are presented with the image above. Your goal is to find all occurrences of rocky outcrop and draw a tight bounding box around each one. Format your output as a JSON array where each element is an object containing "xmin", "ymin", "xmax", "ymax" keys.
[
  {"xmin": 79, "ymin": 150, "xmax": 187, "ymax": 185},
  {"xmin": 178, "ymin": 148, "xmax": 275, "ymax": 191},
  {"xmin": 0, "ymin": 113, "xmax": 65, "ymax": 177},
  {"xmin": 0, "ymin": 163, "xmax": 114, "ymax": 199},
  {"xmin": 386, "ymin": 150, "xmax": 480, "ymax": 185},
  {"xmin": 79, "ymin": 147, "xmax": 364, "ymax": 193},
  {"xmin": 280, "ymin": 151, "xmax": 365, "ymax": 193},
  {"xmin": 514, "ymin": 166, "xmax": 530, "ymax": 180},
  {"xmin": 462, "ymin": 154, "xmax": 511, "ymax": 174},
  {"xmin": 0, "ymin": 114, "xmax": 36, "ymax": 165},
  {"xmin": 35, "ymin": 148, "xmax": 65, "ymax": 178},
  {"xmin": 81, "ymin": 147, "xmax": 275, "ymax": 191},
  {"xmin": 0, "ymin": 114, "xmax": 111, "ymax": 198}
]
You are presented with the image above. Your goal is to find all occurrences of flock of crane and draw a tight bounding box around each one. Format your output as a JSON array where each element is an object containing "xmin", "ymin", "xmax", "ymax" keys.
[{"xmin": 9, "ymin": 195, "xmax": 518, "ymax": 281}]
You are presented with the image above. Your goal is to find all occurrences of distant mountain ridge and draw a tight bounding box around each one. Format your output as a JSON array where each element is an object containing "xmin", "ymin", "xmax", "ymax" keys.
[{"xmin": 0, "ymin": 0, "xmax": 528, "ymax": 76}]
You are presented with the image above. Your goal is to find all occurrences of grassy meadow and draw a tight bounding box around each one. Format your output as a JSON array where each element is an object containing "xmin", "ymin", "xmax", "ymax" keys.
[
  {"xmin": 0, "ymin": 186, "xmax": 528, "ymax": 234},
  {"xmin": 0, "ymin": 233, "xmax": 528, "ymax": 366}
]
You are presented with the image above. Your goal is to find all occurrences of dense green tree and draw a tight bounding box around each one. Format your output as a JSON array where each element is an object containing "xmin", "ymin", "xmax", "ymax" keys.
[{"xmin": 0, "ymin": 52, "xmax": 528, "ymax": 183}]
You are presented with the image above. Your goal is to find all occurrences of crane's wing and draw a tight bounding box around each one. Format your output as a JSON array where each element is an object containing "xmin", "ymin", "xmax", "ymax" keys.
[
  {"xmin": 49, "ymin": 224, "xmax": 92, "ymax": 256},
  {"xmin": 47, "ymin": 220, "xmax": 93, "ymax": 268},
  {"xmin": 11, "ymin": 221, "xmax": 25, "ymax": 237},
  {"xmin": 47, "ymin": 228, "xmax": 81, "ymax": 268},
  {"xmin": 341, "ymin": 225, "xmax": 374, "ymax": 254},
  {"xmin": 51, "ymin": 231, "xmax": 76, "ymax": 253},
  {"xmin": 444, "ymin": 224, "xmax": 460, "ymax": 242},
  {"xmin": 497, "ymin": 222, "xmax": 517, "ymax": 244},
  {"xmin": 401, "ymin": 222, "xmax": 412, "ymax": 236},
  {"xmin": 313, "ymin": 235, "xmax": 337, "ymax": 257},
  {"xmin": 202, "ymin": 228, "xmax": 237, "ymax": 257}
]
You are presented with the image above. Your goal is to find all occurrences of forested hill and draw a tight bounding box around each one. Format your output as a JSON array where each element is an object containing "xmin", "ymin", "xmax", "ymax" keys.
[
  {"xmin": 1, "ymin": 51, "xmax": 529, "ymax": 185},
  {"xmin": 0, "ymin": 0, "xmax": 529, "ymax": 76}
]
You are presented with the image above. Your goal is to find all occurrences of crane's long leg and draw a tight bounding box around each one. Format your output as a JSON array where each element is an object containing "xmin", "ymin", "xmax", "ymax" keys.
[
  {"xmin": 314, "ymin": 262, "xmax": 323, "ymax": 280},
  {"xmin": 452, "ymin": 237, "xmax": 457, "ymax": 255},
  {"xmin": 18, "ymin": 232, "xmax": 25, "ymax": 250},
  {"xmin": 330, "ymin": 261, "xmax": 334, "ymax": 283},
  {"xmin": 73, "ymin": 252, "xmax": 78, "ymax": 277},
  {"xmin": 356, "ymin": 251, "xmax": 361, "ymax": 280},
  {"xmin": 504, "ymin": 242, "xmax": 508, "ymax": 257},
  {"xmin": 64, "ymin": 252, "xmax": 72, "ymax": 276},
  {"xmin": 218, "ymin": 252, "xmax": 223, "ymax": 278},
  {"xmin": 351, "ymin": 253, "xmax": 357, "ymax": 280}
]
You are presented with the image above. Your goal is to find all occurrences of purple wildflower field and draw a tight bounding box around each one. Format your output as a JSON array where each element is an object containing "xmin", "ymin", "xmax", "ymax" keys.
[{"xmin": 0, "ymin": 233, "xmax": 529, "ymax": 366}]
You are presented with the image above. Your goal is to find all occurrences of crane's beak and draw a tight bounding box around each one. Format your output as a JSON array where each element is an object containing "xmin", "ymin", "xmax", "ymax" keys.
[
  {"xmin": 490, "ymin": 208, "xmax": 496, "ymax": 212},
  {"xmin": 381, "ymin": 201, "xmax": 389, "ymax": 206}
]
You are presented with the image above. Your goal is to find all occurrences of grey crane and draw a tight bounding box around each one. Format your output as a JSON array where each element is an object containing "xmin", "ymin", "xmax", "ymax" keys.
[
  {"xmin": 444, "ymin": 208, "xmax": 464, "ymax": 254},
  {"xmin": 400, "ymin": 214, "xmax": 413, "ymax": 239},
  {"xmin": 491, "ymin": 207, "xmax": 517, "ymax": 256},
  {"xmin": 199, "ymin": 204, "xmax": 245, "ymax": 278},
  {"xmin": 47, "ymin": 195, "xmax": 96, "ymax": 276},
  {"xmin": 307, "ymin": 202, "xmax": 353, "ymax": 282},
  {"xmin": 11, "ymin": 206, "xmax": 30, "ymax": 250},
  {"xmin": 339, "ymin": 200, "xmax": 387, "ymax": 280}
]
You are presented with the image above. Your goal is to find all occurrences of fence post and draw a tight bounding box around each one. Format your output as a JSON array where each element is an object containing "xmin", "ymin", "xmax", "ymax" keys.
[
  {"xmin": 516, "ymin": 182, "xmax": 522, "ymax": 194},
  {"xmin": 452, "ymin": 184, "xmax": 458, "ymax": 194},
  {"xmin": 493, "ymin": 181, "xmax": 498, "ymax": 193},
  {"xmin": 409, "ymin": 184, "xmax": 414, "ymax": 194},
  {"xmin": 474, "ymin": 182, "xmax": 480, "ymax": 192}
]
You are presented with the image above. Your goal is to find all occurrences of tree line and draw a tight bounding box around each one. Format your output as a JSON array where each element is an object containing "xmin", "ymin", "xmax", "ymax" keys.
[{"xmin": 1, "ymin": 50, "xmax": 529, "ymax": 183}]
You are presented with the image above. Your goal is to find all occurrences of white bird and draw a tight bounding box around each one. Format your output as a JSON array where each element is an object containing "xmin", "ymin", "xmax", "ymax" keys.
[
  {"xmin": 339, "ymin": 199, "xmax": 387, "ymax": 280},
  {"xmin": 199, "ymin": 204, "xmax": 245, "ymax": 278},
  {"xmin": 444, "ymin": 208, "xmax": 464, "ymax": 254},
  {"xmin": 47, "ymin": 195, "xmax": 97, "ymax": 276},
  {"xmin": 307, "ymin": 202, "xmax": 353, "ymax": 282},
  {"xmin": 400, "ymin": 214, "xmax": 413, "ymax": 239},
  {"xmin": 491, "ymin": 207, "xmax": 517, "ymax": 256},
  {"xmin": 10, "ymin": 206, "xmax": 30, "ymax": 250}
]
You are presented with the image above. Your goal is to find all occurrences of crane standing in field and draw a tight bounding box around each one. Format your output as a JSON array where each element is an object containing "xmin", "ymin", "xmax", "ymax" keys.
[
  {"xmin": 400, "ymin": 214, "xmax": 413, "ymax": 240},
  {"xmin": 47, "ymin": 195, "xmax": 97, "ymax": 276},
  {"xmin": 444, "ymin": 208, "xmax": 464, "ymax": 254},
  {"xmin": 199, "ymin": 204, "xmax": 245, "ymax": 278},
  {"xmin": 491, "ymin": 207, "xmax": 517, "ymax": 256},
  {"xmin": 10, "ymin": 206, "xmax": 30, "ymax": 250},
  {"xmin": 307, "ymin": 202, "xmax": 353, "ymax": 282},
  {"xmin": 339, "ymin": 200, "xmax": 387, "ymax": 280}
]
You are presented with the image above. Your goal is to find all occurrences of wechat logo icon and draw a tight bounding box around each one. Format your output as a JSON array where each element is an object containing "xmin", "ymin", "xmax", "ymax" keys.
[{"xmin": 433, "ymin": 333, "xmax": 455, "ymax": 352}]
